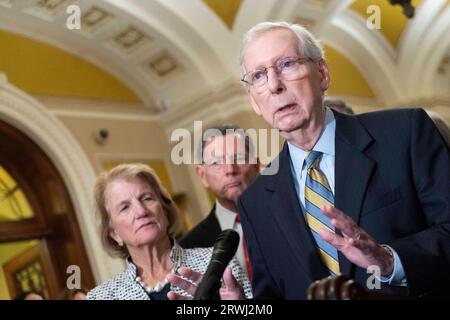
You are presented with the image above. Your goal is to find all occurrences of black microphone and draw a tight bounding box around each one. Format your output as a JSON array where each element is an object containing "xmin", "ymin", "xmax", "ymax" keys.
[{"xmin": 194, "ymin": 229, "xmax": 240, "ymax": 300}]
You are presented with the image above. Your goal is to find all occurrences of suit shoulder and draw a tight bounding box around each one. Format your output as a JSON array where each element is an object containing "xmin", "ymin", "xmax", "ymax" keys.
[
  {"xmin": 240, "ymin": 159, "xmax": 278, "ymax": 205},
  {"xmin": 358, "ymin": 108, "xmax": 434, "ymax": 132},
  {"xmin": 242, "ymin": 169, "xmax": 269, "ymax": 196},
  {"xmin": 179, "ymin": 211, "xmax": 219, "ymax": 248},
  {"xmin": 355, "ymin": 108, "xmax": 423, "ymax": 124}
]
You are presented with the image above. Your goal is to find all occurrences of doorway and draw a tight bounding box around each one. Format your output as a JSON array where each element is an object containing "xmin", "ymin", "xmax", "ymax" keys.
[{"xmin": 0, "ymin": 120, "xmax": 95, "ymax": 299}]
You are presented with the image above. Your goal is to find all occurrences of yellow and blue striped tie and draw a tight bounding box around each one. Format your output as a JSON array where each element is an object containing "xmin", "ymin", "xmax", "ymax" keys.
[{"xmin": 304, "ymin": 151, "xmax": 340, "ymax": 275}]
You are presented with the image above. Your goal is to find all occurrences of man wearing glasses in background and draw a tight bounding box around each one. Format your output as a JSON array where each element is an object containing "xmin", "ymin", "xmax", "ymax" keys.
[{"xmin": 180, "ymin": 125, "xmax": 259, "ymax": 280}]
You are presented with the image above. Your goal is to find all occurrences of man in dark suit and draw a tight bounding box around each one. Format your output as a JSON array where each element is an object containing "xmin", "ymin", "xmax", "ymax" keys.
[
  {"xmin": 180, "ymin": 124, "xmax": 259, "ymax": 277},
  {"xmin": 237, "ymin": 21, "xmax": 450, "ymax": 299}
]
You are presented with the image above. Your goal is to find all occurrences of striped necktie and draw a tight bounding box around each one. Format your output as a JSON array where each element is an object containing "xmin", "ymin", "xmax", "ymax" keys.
[{"xmin": 304, "ymin": 151, "xmax": 340, "ymax": 275}]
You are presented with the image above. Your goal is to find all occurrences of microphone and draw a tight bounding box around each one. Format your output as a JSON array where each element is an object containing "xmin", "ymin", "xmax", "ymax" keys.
[{"xmin": 194, "ymin": 229, "xmax": 240, "ymax": 300}]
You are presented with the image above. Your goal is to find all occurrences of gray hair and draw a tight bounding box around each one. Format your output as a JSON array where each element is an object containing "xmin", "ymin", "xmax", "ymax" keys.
[
  {"xmin": 240, "ymin": 21, "xmax": 325, "ymax": 80},
  {"xmin": 197, "ymin": 124, "xmax": 256, "ymax": 164},
  {"xmin": 94, "ymin": 163, "xmax": 180, "ymax": 259}
]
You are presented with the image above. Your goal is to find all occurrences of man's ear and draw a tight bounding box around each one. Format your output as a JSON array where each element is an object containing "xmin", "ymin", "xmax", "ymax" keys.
[
  {"xmin": 317, "ymin": 59, "xmax": 330, "ymax": 91},
  {"xmin": 195, "ymin": 165, "xmax": 210, "ymax": 188},
  {"xmin": 249, "ymin": 94, "xmax": 262, "ymax": 116}
]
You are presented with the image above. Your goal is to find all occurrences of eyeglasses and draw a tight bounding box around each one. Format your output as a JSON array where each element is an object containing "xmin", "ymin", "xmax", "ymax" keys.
[
  {"xmin": 241, "ymin": 57, "xmax": 313, "ymax": 93},
  {"xmin": 203, "ymin": 154, "xmax": 257, "ymax": 168}
]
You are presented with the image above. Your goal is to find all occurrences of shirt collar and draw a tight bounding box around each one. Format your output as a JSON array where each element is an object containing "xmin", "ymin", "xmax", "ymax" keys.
[
  {"xmin": 287, "ymin": 107, "xmax": 336, "ymax": 171},
  {"xmin": 215, "ymin": 200, "xmax": 238, "ymax": 230}
]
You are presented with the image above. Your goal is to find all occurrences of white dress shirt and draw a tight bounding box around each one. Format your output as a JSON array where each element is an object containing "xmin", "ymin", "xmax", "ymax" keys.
[{"xmin": 214, "ymin": 200, "xmax": 247, "ymax": 276}]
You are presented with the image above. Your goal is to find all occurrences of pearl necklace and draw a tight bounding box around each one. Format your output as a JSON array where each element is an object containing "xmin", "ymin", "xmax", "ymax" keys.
[{"xmin": 135, "ymin": 276, "xmax": 170, "ymax": 294}]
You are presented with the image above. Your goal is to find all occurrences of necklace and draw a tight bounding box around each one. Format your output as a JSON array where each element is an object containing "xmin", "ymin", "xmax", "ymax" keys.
[{"xmin": 135, "ymin": 276, "xmax": 170, "ymax": 294}]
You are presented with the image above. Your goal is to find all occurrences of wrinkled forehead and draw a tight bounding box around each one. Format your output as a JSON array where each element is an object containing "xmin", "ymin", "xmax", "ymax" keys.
[
  {"xmin": 243, "ymin": 28, "xmax": 299, "ymax": 70},
  {"xmin": 203, "ymin": 134, "xmax": 247, "ymax": 158},
  {"xmin": 104, "ymin": 176, "xmax": 152, "ymax": 207}
]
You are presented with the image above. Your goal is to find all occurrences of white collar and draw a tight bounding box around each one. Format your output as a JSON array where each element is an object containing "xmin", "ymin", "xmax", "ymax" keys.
[{"xmin": 214, "ymin": 200, "xmax": 238, "ymax": 230}]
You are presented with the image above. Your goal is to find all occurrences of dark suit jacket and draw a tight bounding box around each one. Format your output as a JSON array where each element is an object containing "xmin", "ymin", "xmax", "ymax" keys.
[
  {"xmin": 179, "ymin": 205, "xmax": 221, "ymax": 248},
  {"xmin": 238, "ymin": 108, "xmax": 450, "ymax": 299}
]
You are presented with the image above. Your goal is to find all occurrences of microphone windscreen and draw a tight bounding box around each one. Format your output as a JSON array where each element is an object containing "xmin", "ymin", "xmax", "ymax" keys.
[{"xmin": 194, "ymin": 229, "xmax": 240, "ymax": 300}]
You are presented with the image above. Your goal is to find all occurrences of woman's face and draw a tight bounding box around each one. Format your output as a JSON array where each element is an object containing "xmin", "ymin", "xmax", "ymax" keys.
[{"xmin": 105, "ymin": 177, "xmax": 169, "ymax": 250}]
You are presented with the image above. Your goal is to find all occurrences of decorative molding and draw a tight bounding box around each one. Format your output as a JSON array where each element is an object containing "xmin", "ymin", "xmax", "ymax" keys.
[
  {"xmin": 35, "ymin": 95, "xmax": 161, "ymax": 120},
  {"xmin": 146, "ymin": 50, "xmax": 181, "ymax": 79},
  {"xmin": 51, "ymin": 109, "xmax": 159, "ymax": 122},
  {"xmin": 109, "ymin": 25, "xmax": 151, "ymax": 54},
  {"xmin": 1, "ymin": 0, "xmax": 448, "ymax": 123},
  {"xmin": 419, "ymin": 4, "xmax": 450, "ymax": 98},
  {"xmin": 323, "ymin": 11, "xmax": 400, "ymax": 104},
  {"xmin": 398, "ymin": 0, "xmax": 449, "ymax": 97},
  {"xmin": 159, "ymin": 81, "xmax": 250, "ymax": 136},
  {"xmin": 0, "ymin": 21, "xmax": 157, "ymax": 110},
  {"xmin": 35, "ymin": 95, "xmax": 148, "ymax": 110},
  {"xmin": 23, "ymin": 0, "xmax": 74, "ymax": 21},
  {"xmin": 81, "ymin": 5, "xmax": 115, "ymax": 35},
  {"xmin": 438, "ymin": 56, "xmax": 450, "ymax": 75},
  {"xmin": 0, "ymin": 73, "xmax": 124, "ymax": 284}
]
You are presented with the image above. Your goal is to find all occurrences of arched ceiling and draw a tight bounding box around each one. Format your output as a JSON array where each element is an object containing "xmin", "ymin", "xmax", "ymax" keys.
[
  {"xmin": 0, "ymin": 30, "xmax": 139, "ymax": 102},
  {"xmin": 0, "ymin": 0, "xmax": 448, "ymax": 121},
  {"xmin": 350, "ymin": 0, "xmax": 424, "ymax": 49},
  {"xmin": 203, "ymin": 0, "xmax": 243, "ymax": 29},
  {"xmin": 325, "ymin": 45, "xmax": 375, "ymax": 98}
]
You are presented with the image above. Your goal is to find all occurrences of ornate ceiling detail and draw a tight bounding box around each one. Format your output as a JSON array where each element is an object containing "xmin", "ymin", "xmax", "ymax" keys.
[
  {"xmin": 202, "ymin": 0, "xmax": 243, "ymax": 29},
  {"xmin": 0, "ymin": 0, "xmax": 447, "ymax": 122},
  {"xmin": 146, "ymin": 51, "xmax": 181, "ymax": 79},
  {"xmin": 438, "ymin": 55, "xmax": 450, "ymax": 75},
  {"xmin": 110, "ymin": 26, "xmax": 151, "ymax": 54},
  {"xmin": 0, "ymin": 0, "xmax": 205, "ymax": 112},
  {"xmin": 24, "ymin": 0, "xmax": 75, "ymax": 20},
  {"xmin": 80, "ymin": 5, "xmax": 114, "ymax": 34}
]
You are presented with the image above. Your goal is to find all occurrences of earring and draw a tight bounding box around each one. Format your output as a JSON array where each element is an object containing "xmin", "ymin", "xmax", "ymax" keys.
[{"xmin": 117, "ymin": 240, "xmax": 123, "ymax": 247}]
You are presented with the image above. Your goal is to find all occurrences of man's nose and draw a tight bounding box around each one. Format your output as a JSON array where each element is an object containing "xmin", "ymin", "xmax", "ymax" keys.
[
  {"xmin": 224, "ymin": 162, "xmax": 238, "ymax": 175},
  {"xmin": 266, "ymin": 68, "xmax": 285, "ymax": 94}
]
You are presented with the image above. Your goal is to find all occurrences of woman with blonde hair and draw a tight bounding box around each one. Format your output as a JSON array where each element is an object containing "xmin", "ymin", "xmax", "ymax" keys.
[{"xmin": 86, "ymin": 163, "xmax": 251, "ymax": 300}]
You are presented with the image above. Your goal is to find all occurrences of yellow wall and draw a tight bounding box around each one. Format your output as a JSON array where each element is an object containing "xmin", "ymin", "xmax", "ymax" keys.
[
  {"xmin": 350, "ymin": 0, "xmax": 423, "ymax": 48},
  {"xmin": 325, "ymin": 45, "xmax": 375, "ymax": 98},
  {"xmin": 0, "ymin": 166, "xmax": 34, "ymax": 221},
  {"xmin": 203, "ymin": 0, "xmax": 243, "ymax": 29},
  {"xmin": 0, "ymin": 30, "xmax": 139, "ymax": 102}
]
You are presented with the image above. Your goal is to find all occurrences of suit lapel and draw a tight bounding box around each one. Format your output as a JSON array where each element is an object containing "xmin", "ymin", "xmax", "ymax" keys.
[
  {"xmin": 267, "ymin": 143, "xmax": 330, "ymax": 281},
  {"xmin": 334, "ymin": 113, "xmax": 376, "ymax": 275},
  {"xmin": 203, "ymin": 205, "xmax": 222, "ymax": 244}
]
